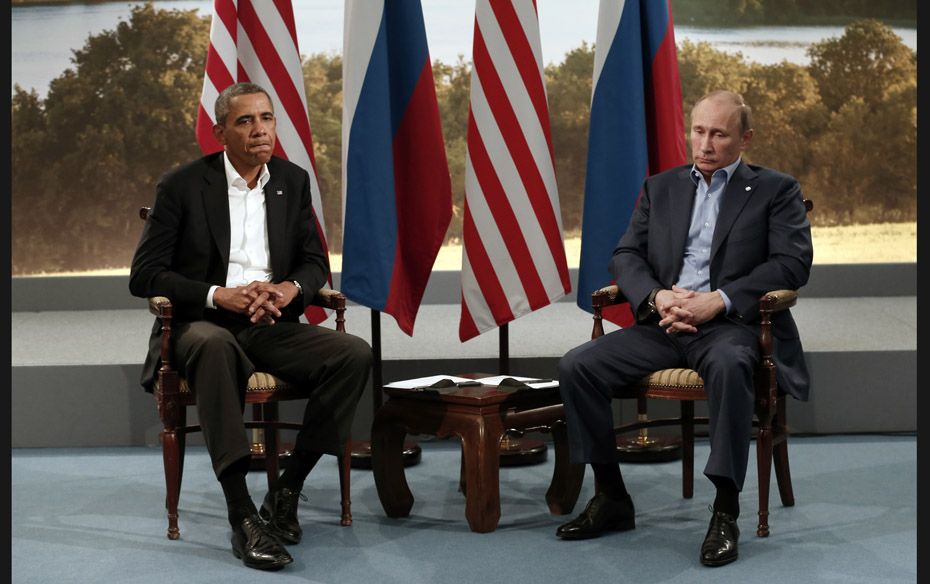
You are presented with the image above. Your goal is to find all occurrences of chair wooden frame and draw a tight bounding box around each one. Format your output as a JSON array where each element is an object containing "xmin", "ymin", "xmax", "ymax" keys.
[{"xmin": 139, "ymin": 208, "xmax": 353, "ymax": 540}]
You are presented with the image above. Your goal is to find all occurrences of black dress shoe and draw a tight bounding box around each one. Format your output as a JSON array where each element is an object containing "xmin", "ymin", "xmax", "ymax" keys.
[
  {"xmin": 556, "ymin": 492, "xmax": 635, "ymax": 540},
  {"xmin": 700, "ymin": 510, "xmax": 740, "ymax": 567},
  {"xmin": 260, "ymin": 487, "xmax": 306, "ymax": 545},
  {"xmin": 231, "ymin": 514, "xmax": 293, "ymax": 571}
]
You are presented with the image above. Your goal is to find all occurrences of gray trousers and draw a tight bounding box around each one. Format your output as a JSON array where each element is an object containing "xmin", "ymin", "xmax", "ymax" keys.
[
  {"xmin": 558, "ymin": 317, "xmax": 759, "ymax": 490},
  {"xmin": 173, "ymin": 318, "xmax": 371, "ymax": 479}
]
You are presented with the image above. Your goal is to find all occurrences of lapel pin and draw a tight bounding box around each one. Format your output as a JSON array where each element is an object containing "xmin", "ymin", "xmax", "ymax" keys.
[
  {"xmin": 745, "ymin": 186, "xmax": 751, "ymax": 191},
  {"xmin": 276, "ymin": 189, "xmax": 283, "ymax": 196}
]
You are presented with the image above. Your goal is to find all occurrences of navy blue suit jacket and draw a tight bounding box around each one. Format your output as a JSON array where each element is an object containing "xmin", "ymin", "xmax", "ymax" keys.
[{"xmin": 609, "ymin": 161, "xmax": 813, "ymax": 400}]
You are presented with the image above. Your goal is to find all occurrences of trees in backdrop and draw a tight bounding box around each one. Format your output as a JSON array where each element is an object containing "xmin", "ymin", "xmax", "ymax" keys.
[
  {"xmin": 12, "ymin": 3, "xmax": 208, "ymax": 274},
  {"xmin": 11, "ymin": 5, "xmax": 916, "ymax": 274}
]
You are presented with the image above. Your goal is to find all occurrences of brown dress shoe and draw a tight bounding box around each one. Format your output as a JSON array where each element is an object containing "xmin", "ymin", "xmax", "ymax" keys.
[{"xmin": 556, "ymin": 492, "xmax": 635, "ymax": 540}]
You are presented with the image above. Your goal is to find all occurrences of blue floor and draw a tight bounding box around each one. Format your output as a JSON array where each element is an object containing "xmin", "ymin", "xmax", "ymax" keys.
[{"xmin": 12, "ymin": 435, "xmax": 916, "ymax": 584}]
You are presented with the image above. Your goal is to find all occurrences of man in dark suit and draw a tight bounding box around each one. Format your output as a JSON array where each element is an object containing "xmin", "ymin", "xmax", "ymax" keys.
[
  {"xmin": 130, "ymin": 82, "xmax": 371, "ymax": 571},
  {"xmin": 556, "ymin": 90, "xmax": 812, "ymax": 566}
]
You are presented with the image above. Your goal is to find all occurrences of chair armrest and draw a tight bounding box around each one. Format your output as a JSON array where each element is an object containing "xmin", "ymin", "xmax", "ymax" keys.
[
  {"xmin": 592, "ymin": 284, "xmax": 625, "ymax": 309},
  {"xmin": 759, "ymin": 290, "xmax": 798, "ymax": 314},
  {"xmin": 311, "ymin": 288, "xmax": 347, "ymax": 310},
  {"xmin": 590, "ymin": 285, "xmax": 627, "ymax": 339},
  {"xmin": 594, "ymin": 286, "xmax": 798, "ymax": 314},
  {"xmin": 146, "ymin": 296, "xmax": 176, "ymax": 373},
  {"xmin": 756, "ymin": 289, "xmax": 800, "ymax": 405},
  {"xmin": 310, "ymin": 288, "xmax": 348, "ymax": 333},
  {"xmin": 148, "ymin": 296, "xmax": 172, "ymax": 318}
]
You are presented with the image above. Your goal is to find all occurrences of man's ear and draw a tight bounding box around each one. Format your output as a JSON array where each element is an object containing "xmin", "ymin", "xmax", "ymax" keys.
[
  {"xmin": 740, "ymin": 128, "xmax": 754, "ymax": 150},
  {"xmin": 212, "ymin": 122, "xmax": 226, "ymax": 146}
]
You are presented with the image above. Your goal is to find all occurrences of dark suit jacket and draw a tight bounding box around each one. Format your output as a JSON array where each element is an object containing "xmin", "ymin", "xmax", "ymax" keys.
[
  {"xmin": 129, "ymin": 152, "xmax": 330, "ymax": 391},
  {"xmin": 609, "ymin": 161, "xmax": 813, "ymax": 400}
]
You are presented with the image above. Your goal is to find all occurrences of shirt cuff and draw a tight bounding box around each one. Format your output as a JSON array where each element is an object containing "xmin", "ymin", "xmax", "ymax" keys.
[
  {"xmin": 717, "ymin": 289, "xmax": 733, "ymax": 314},
  {"xmin": 206, "ymin": 285, "xmax": 219, "ymax": 309}
]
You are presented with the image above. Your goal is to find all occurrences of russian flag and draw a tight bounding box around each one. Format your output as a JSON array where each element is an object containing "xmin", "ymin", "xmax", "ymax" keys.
[
  {"xmin": 341, "ymin": 0, "xmax": 452, "ymax": 335},
  {"xmin": 576, "ymin": 0, "xmax": 686, "ymax": 324}
]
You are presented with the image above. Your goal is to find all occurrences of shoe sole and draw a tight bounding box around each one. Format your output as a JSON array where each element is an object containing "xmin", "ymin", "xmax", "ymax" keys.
[
  {"xmin": 232, "ymin": 546, "xmax": 293, "ymax": 571},
  {"xmin": 557, "ymin": 517, "xmax": 635, "ymax": 540},
  {"xmin": 700, "ymin": 553, "xmax": 738, "ymax": 567}
]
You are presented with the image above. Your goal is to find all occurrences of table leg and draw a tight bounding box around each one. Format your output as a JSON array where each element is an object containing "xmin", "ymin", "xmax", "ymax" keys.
[
  {"xmin": 371, "ymin": 402, "xmax": 414, "ymax": 518},
  {"xmin": 459, "ymin": 442, "xmax": 467, "ymax": 496},
  {"xmin": 546, "ymin": 419, "xmax": 585, "ymax": 515},
  {"xmin": 459, "ymin": 415, "xmax": 503, "ymax": 533}
]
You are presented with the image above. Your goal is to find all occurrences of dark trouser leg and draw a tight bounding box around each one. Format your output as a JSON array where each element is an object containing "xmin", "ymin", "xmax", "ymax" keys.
[
  {"xmin": 236, "ymin": 322, "xmax": 371, "ymax": 458},
  {"xmin": 558, "ymin": 324, "xmax": 682, "ymax": 465},
  {"xmin": 173, "ymin": 321, "xmax": 255, "ymax": 478},
  {"xmin": 219, "ymin": 456, "xmax": 257, "ymax": 525},
  {"xmin": 683, "ymin": 320, "xmax": 759, "ymax": 492},
  {"xmin": 277, "ymin": 450, "xmax": 323, "ymax": 491}
]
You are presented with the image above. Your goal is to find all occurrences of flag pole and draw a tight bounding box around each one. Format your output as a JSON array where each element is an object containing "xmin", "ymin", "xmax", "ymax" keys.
[
  {"xmin": 497, "ymin": 322, "xmax": 547, "ymax": 466},
  {"xmin": 371, "ymin": 309, "xmax": 383, "ymax": 409},
  {"xmin": 350, "ymin": 309, "xmax": 422, "ymax": 469},
  {"xmin": 498, "ymin": 323, "xmax": 509, "ymax": 375}
]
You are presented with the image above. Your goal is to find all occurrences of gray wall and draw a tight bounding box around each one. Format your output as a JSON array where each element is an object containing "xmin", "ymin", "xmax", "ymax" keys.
[{"xmin": 11, "ymin": 263, "xmax": 916, "ymax": 448}]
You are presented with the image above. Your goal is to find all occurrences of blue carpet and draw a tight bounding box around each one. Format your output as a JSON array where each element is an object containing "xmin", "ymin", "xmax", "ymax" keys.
[{"xmin": 12, "ymin": 435, "xmax": 915, "ymax": 583}]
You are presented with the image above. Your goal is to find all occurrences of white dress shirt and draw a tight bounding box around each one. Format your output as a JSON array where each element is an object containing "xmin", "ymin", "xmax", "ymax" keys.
[{"xmin": 206, "ymin": 152, "xmax": 272, "ymax": 309}]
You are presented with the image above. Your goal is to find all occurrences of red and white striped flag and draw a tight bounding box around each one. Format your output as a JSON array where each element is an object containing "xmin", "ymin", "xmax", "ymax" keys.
[
  {"xmin": 194, "ymin": 0, "xmax": 330, "ymax": 324},
  {"xmin": 459, "ymin": 0, "xmax": 570, "ymax": 341}
]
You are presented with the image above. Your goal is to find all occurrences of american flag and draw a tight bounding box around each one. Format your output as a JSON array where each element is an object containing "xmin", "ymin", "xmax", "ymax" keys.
[
  {"xmin": 194, "ymin": 0, "xmax": 330, "ymax": 324},
  {"xmin": 459, "ymin": 0, "xmax": 570, "ymax": 342}
]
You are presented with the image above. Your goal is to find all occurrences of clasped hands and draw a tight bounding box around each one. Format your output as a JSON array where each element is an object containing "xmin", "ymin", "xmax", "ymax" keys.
[
  {"xmin": 654, "ymin": 286, "xmax": 726, "ymax": 335},
  {"xmin": 213, "ymin": 281, "xmax": 300, "ymax": 325}
]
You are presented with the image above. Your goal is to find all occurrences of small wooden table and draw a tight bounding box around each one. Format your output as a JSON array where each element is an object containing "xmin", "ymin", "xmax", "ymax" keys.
[{"xmin": 370, "ymin": 377, "xmax": 584, "ymax": 533}]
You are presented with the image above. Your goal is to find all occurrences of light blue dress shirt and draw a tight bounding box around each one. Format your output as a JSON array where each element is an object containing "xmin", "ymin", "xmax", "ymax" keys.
[{"xmin": 674, "ymin": 157, "xmax": 743, "ymax": 314}]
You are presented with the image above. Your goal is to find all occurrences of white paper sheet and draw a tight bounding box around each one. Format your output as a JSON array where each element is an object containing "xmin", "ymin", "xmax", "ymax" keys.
[
  {"xmin": 472, "ymin": 375, "xmax": 559, "ymax": 389},
  {"xmin": 383, "ymin": 375, "xmax": 474, "ymax": 389}
]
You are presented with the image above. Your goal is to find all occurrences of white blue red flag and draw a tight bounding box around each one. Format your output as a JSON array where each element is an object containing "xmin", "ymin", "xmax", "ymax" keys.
[
  {"xmin": 341, "ymin": 0, "xmax": 452, "ymax": 336},
  {"xmin": 577, "ymin": 0, "xmax": 686, "ymax": 325},
  {"xmin": 195, "ymin": 0, "xmax": 331, "ymax": 324},
  {"xmin": 459, "ymin": 0, "xmax": 570, "ymax": 341}
]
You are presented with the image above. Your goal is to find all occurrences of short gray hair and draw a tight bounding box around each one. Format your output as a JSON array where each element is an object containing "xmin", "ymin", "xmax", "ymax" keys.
[
  {"xmin": 214, "ymin": 82, "xmax": 273, "ymax": 125},
  {"xmin": 692, "ymin": 90, "xmax": 753, "ymax": 135}
]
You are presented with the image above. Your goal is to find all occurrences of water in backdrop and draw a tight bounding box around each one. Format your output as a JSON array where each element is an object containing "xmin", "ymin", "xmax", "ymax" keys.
[{"xmin": 12, "ymin": 0, "xmax": 917, "ymax": 97}]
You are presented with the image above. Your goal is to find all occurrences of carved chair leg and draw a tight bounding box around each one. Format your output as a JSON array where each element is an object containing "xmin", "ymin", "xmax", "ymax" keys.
[
  {"xmin": 177, "ymin": 408, "xmax": 187, "ymax": 496},
  {"xmin": 681, "ymin": 401, "xmax": 695, "ymax": 499},
  {"xmin": 339, "ymin": 439, "xmax": 353, "ymax": 526},
  {"xmin": 773, "ymin": 399, "xmax": 795, "ymax": 507},
  {"xmin": 755, "ymin": 418, "xmax": 774, "ymax": 538},
  {"xmin": 162, "ymin": 428, "xmax": 181, "ymax": 540}
]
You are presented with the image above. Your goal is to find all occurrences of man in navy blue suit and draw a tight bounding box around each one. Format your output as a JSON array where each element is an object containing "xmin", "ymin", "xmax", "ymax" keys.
[{"xmin": 556, "ymin": 90, "xmax": 812, "ymax": 566}]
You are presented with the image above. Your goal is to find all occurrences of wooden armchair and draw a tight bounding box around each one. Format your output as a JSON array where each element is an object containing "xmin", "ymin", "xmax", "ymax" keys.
[
  {"xmin": 573, "ymin": 198, "xmax": 813, "ymax": 538},
  {"xmin": 139, "ymin": 208, "xmax": 353, "ymax": 540},
  {"xmin": 591, "ymin": 284, "xmax": 799, "ymax": 537}
]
